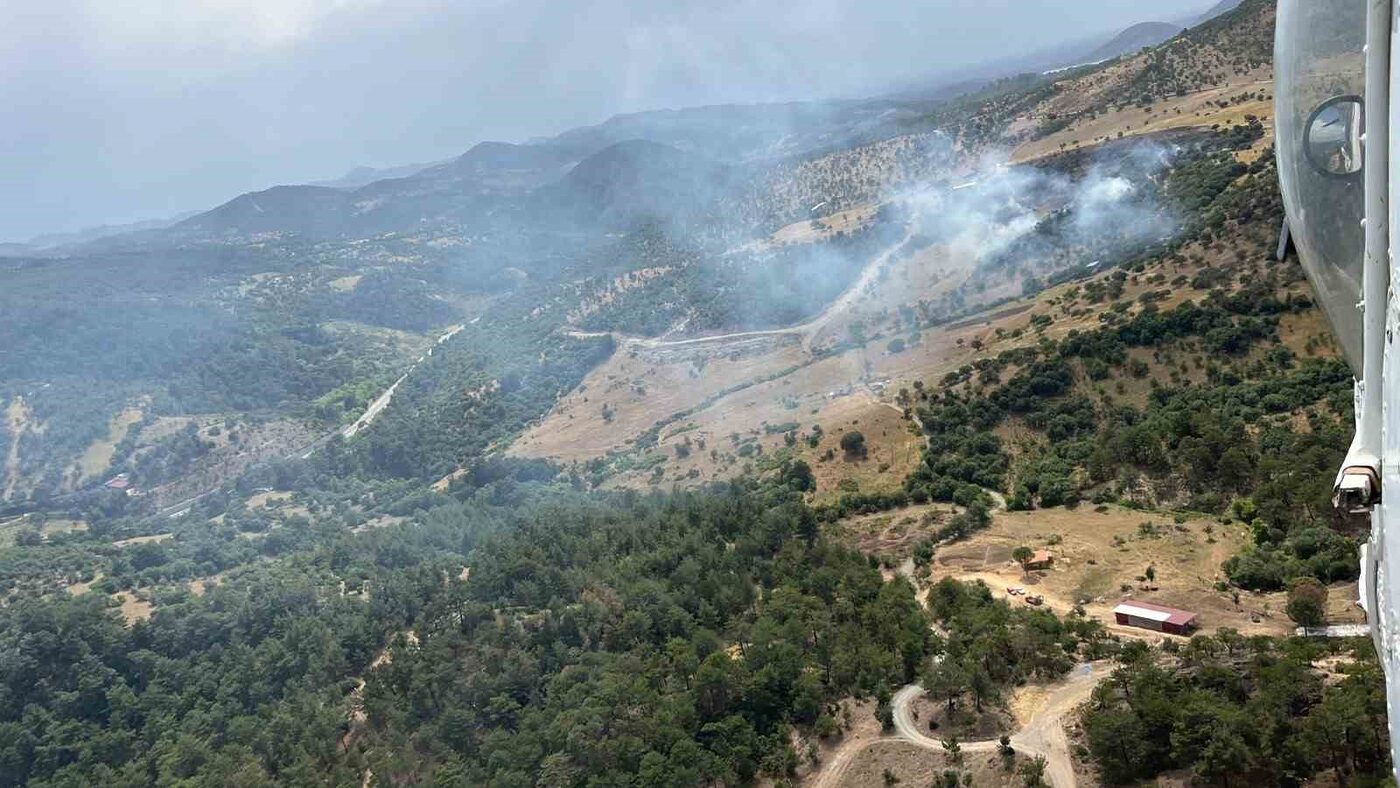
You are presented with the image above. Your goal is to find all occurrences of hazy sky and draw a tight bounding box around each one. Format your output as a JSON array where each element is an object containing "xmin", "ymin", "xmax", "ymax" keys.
[{"xmin": 0, "ymin": 0, "xmax": 1214, "ymax": 241}]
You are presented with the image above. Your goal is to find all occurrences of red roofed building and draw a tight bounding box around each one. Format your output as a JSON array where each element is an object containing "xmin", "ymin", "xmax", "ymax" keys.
[
  {"xmin": 1113, "ymin": 601, "xmax": 1198, "ymax": 635},
  {"xmin": 1021, "ymin": 549, "xmax": 1053, "ymax": 570}
]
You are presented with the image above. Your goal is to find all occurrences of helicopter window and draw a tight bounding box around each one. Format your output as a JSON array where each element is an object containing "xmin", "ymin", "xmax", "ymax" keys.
[{"xmin": 1276, "ymin": 0, "xmax": 1366, "ymax": 373}]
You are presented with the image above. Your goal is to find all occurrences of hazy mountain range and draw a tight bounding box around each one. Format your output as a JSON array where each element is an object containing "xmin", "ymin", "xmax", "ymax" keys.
[{"xmin": 1, "ymin": 0, "xmax": 1244, "ymax": 254}]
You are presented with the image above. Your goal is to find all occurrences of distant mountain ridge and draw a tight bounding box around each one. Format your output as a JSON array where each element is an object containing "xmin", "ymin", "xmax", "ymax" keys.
[
  {"xmin": 7, "ymin": 0, "xmax": 1256, "ymax": 249},
  {"xmin": 1082, "ymin": 21, "xmax": 1185, "ymax": 64},
  {"xmin": 1187, "ymin": 0, "xmax": 1245, "ymax": 27},
  {"xmin": 535, "ymin": 139, "xmax": 735, "ymax": 228},
  {"xmin": 106, "ymin": 0, "xmax": 1260, "ymax": 246},
  {"xmin": 171, "ymin": 137, "xmax": 737, "ymax": 239},
  {"xmin": 161, "ymin": 96, "xmax": 952, "ymax": 241},
  {"xmin": 308, "ymin": 161, "xmax": 445, "ymax": 190},
  {"xmin": 19, "ymin": 213, "xmax": 199, "ymax": 251},
  {"xmin": 176, "ymin": 185, "xmax": 352, "ymax": 237},
  {"xmin": 1053, "ymin": 0, "xmax": 1245, "ymax": 73}
]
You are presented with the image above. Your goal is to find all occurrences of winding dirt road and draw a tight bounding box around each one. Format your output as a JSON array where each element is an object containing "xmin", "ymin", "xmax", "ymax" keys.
[
  {"xmin": 797, "ymin": 228, "xmax": 912, "ymax": 352},
  {"xmin": 811, "ymin": 661, "xmax": 1107, "ymax": 788},
  {"xmin": 565, "ymin": 228, "xmax": 914, "ymax": 354}
]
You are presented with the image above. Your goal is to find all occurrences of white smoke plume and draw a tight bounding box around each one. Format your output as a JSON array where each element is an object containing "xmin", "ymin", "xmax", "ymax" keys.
[{"xmin": 903, "ymin": 139, "xmax": 1182, "ymax": 281}]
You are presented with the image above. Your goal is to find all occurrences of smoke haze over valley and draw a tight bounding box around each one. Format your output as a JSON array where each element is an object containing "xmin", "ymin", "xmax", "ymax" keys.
[
  {"xmin": 7, "ymin": 2, "xmax": 1387, "ymax": 787},
  {"xmin": 4, "ymin": 0, "xmax": 1215, "ymax": 240}
]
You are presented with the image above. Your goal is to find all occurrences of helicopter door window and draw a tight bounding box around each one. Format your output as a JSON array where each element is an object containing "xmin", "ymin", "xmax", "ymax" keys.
[
  {"xmin": 1305, "ymin": 95, "xmax": 1364, "ymax": 176},
  {"xmin": 1275, "ymin": 0, "xmax": 1366, "ymax": 373}
]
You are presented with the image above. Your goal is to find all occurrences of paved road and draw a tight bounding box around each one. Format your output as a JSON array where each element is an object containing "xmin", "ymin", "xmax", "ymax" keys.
[
  {"xmin": 343, "ymin": 371, "xmax": 409, "ymax": 439},
  {"xmin": 343, "ymin": 323, "xmax": 464, "ymax": 439}
]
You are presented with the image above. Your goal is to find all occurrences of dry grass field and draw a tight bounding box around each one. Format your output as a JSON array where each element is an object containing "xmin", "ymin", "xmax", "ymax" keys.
[
  {"xmin": 840, "ymin": 499, "xmax": 1365, "ymax": 640},
  {"xmin": 822, "ymin": 742, "xmax": 1022, "ymax": 788},
  {"xmin": 1012, "ymin": 79, "xmax": 1273, "ymax": 164},
  {"xmin": 836, "ymin": 501, "xmax": 1365, "ymax": 640},
  {"xmin": 0, "ymin": 514, "xmax": 88, "ymax": 548},
  {"xmin": 71, "ymin": 403, "xmax": 146, "ymax": 487},
  {"xmin": 934, "ymin": 504, "xmax": 1287, "ymax": 636},
  {"xmin": 246, "ymin": 490, "xmax": 294, "ymax": 510},
  {"xmin": 112, "ymin": 533, "xmax": 173, "ymax": 547},
  {"xmin": 115, "ymin": 592, "xmax": 154, "ymax": 624}
]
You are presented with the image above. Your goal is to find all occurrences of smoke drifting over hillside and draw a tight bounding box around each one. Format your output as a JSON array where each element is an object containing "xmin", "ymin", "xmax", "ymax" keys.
[
  {"xmin": 557, "ymin": 133, "xmax": 1189, "ymax": 342},
  {"xmin": 2, "ymin": 0, "xmax": 1212, "ymax": 240},
  {"xmin": 906, "ymin": 141, "xmax": 1180, "ymax": 282}
]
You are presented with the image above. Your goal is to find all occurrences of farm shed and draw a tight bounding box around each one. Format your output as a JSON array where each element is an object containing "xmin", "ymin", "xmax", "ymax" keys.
[{"xmin": 1112, "ymin": 600, "xmax": 1198, "ymax": 635}]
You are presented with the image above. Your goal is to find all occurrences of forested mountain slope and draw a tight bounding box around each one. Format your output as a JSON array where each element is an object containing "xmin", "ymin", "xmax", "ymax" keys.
[
  {"xmin": 0, "ymin": 0, "xmax": 1281, "ymax": 511},
  {"xmin": 0, "ymin": 1, "xmax": 1391, "ymax": 785}
]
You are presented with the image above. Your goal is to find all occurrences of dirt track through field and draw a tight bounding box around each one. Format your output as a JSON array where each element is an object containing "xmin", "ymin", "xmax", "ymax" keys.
[{"xmin": 809, "ymin": 662, "xmax": 1107, "ymax": 788}]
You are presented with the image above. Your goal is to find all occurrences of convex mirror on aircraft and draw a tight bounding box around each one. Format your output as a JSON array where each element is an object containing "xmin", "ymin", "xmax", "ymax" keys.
[{"xmin": 1305, "ymin": 95, "xmax": 1364, "ymax": 176}]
